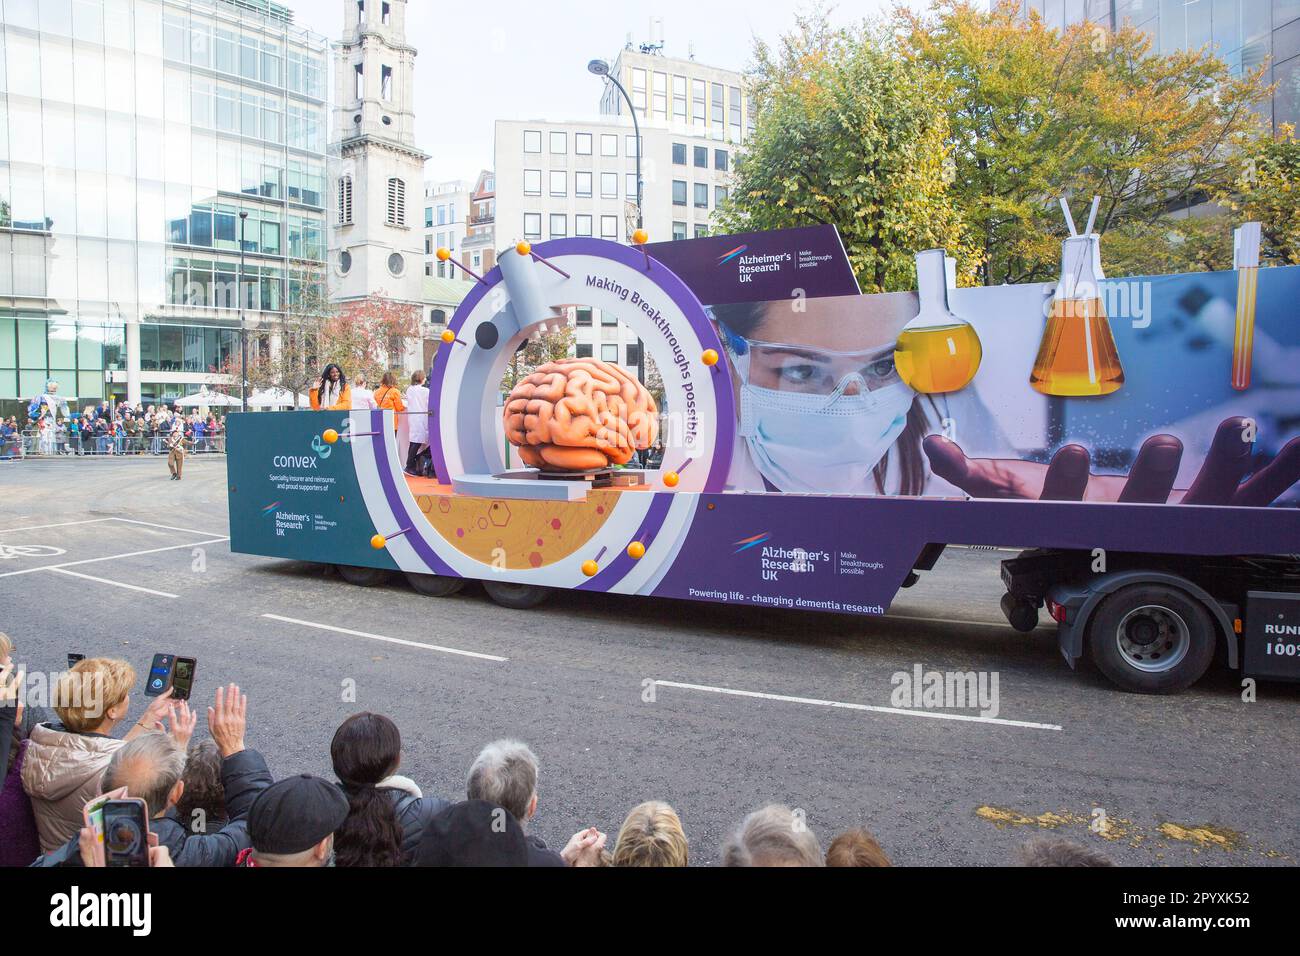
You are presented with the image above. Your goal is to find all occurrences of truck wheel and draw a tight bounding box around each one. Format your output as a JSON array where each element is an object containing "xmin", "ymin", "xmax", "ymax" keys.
[
  {"xmin": 406, "ymin": 572, "xmax": 466, "ymax": 597},
  {"xmin": 1087, "ymin": 584, "xmax": 1216, "ymax": 694},
  {"xmin": 483, "ymin": 581, "xmax": 551, "ymax": 610},
  {"xmin": 336, "ymin": 564, "xmax": 388, "ymax": 587}
]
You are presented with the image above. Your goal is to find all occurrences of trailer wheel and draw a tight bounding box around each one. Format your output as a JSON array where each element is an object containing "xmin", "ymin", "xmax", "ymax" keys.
[
  {"xmin": 406, "ymin": 573, "xmax": 466, "ymax": 597},
  {"xmin": 336, "ymin": 564, "xmax": 388, "ymax": 588},
  {"xmin": 1086, "ymin": 584, "xmax": 1215, "ymax": 694},
  {"xmin": 483, "ymin": 581, "xmax": 551, "ymax": 610}
]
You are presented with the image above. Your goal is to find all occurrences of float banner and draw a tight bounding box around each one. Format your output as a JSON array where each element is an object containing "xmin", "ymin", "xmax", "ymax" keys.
[
  {"xmin": 643, "ymin": 225, "xmax": 860, "ymax": 306},
  {"xmin": 226, "ymin": 411, "xmax": 397, "ymax": 571}
]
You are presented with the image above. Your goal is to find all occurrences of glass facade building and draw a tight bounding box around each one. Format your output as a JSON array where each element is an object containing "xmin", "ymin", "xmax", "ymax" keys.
[
  {"xmin": 0, "ymin": 0, "xmax": 329, "ymax": 414},
  {"xmin": 1019, "ymin": 1, "xmax": 1300, "ymax": 131}
]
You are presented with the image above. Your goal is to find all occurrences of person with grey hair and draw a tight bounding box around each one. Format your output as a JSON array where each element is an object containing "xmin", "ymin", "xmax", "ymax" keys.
[
  {"xmin": 34, "ymin": 683, "xmax": 273, "ymax": 868},
  {"xmin": 721, "ymin": 804, "xmax": 825, "ymax": 867},
  {"xmin": 1015, "ymin": 836, "xmax": 1115, "ymax": 867},
  {"xmin": 465, "ymin": 739, "xmax": 606, "ymax": 867}
]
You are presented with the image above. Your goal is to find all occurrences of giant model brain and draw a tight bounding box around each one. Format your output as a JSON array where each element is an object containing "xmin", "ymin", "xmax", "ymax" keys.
[{"xmin": 504, "ymin": 357, "xmax": 659, "ymax": 471}]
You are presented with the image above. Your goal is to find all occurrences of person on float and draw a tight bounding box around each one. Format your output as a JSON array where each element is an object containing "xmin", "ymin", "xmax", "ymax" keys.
[{"xmin": 310, "ymin": 364, "xmax": 351, "ymax": 411}]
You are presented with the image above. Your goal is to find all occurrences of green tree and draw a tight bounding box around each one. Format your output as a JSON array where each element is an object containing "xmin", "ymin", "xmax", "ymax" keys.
[
  {"xmin": 716, "ymin": 11, "xmax": 974, "ymax": 293},
  {"xmin": 500, "ymin": 317, "xmax": 577, "ymax": 394},
  {"xmin": 1214, "ymin": 124, "xmax": 1300, "ymax": 266},
  {"xmin": 898, "ymin": 0, "xmax": 1270, "ymax": 283}
]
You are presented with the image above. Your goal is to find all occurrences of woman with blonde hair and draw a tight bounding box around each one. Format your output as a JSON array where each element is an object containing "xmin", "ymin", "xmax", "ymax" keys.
[
  {"xmin": 609, "ymin": 800, "xmax": 689, "ymax": 867},
  {"xmin": 21, "ymin": 658, "xmax": 176, "ymax": 852}
]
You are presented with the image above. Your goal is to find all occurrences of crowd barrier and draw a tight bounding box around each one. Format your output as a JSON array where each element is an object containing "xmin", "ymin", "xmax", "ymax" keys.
[{"xmin": 0, "ymin": 428, "xmax": 225, "ymax": 459}]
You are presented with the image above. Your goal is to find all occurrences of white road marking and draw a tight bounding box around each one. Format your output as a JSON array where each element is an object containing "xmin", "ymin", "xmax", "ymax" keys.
[
  {"xmin": 111, "ymin": 517, "xmax": 229, "ymax": 538},
  {"xmin": 49, "ymin": 567, "xmax": 178, "ymax": 599},
  {"xmin": 262, "ymin": 614, "xmax": 508, "ymax": 663},
  {"xmin": 0, "ymin": 518, "xmax": 115, "ymax": 534},
  {"xmin": 0, "ymin": 538, "xmax": 229, "ymax": 578},
  {"xmin": 654, "ymin": 680, "xmax": 1062, "ymax": 731}
]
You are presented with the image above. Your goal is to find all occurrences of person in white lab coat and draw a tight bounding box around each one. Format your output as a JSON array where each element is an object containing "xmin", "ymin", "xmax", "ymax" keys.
[{"xmin": 404, "ymin": 370, "xmax": 431, "ymax": 476}]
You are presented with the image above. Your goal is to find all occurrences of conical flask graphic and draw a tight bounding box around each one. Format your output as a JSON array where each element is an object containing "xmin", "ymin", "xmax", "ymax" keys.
[
  {"xmin": 1030, "ymin": 200, "xmax": 1124, "ymax": 397},
  {"xmin": 894, "ymin": 249, "xmax": 982, "ymax": 394}
]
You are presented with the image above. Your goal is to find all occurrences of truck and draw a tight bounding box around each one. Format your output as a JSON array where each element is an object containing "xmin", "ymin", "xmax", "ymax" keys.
[{"xmin": 227, "ymin": 227, "xmax": 1300, "ymax": 695}]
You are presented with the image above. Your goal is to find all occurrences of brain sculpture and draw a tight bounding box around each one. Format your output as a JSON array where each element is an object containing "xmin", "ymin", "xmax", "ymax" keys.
[{"xmin": 504, "ymin": 357, "xmax": 659, "ymax": 471}]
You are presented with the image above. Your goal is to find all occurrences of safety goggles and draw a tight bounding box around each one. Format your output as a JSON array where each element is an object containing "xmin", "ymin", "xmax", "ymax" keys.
[{"xmin": 721, "ymin": 326, "xmax": 902, "ymax": 395}]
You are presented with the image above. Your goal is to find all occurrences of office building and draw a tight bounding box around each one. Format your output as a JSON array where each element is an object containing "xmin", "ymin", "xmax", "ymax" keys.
[
  {"xmin": 423, "ymin": 177, "xmax": 470, "ymax": 279},
  {"xmin": 0, "ymin": 0, "xmax": 330, "ymax": 412},
  {"xmin": 1018, "ymin": 0, "xmax": 1298, "ymax": 130}
]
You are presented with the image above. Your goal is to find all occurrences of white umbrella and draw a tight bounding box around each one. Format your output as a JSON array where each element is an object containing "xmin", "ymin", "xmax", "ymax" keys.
[
  {"xmin": 246, "ymin": 387, "xmax": 310, "ymax": 409},
  {"xmin": 175, "ymin": 388, "xmax": 241, "ymax": 408}
]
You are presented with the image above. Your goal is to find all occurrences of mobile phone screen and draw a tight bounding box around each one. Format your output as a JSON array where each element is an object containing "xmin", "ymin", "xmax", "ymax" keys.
[
  {"xmin": 144, "ymin": 654, "xmax": 174, "ymax": 697},
  {"xmin": 68, "ymin": 654, "xmax": 85, "ymax": 668},
  {"xmin": 103, "ymin": 800, "xmax": 150, "ymax": 867},
  {"xmin": 171, "ymin": 658, "xmax": 196, "ymax": 701}
]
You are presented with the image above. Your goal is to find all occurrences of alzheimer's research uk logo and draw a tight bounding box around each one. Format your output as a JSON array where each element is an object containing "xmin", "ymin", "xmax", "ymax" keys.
[
  {"xmin": 732, "ymin": 532, "xmax": 771, "ymax": 554},
  {"xmin": 50, "ymin": 887, "xmax": 152, "ymax": 936},
  {"xmin": 717, "ymin": 244, "xmax": 748, "ymax": 266}
]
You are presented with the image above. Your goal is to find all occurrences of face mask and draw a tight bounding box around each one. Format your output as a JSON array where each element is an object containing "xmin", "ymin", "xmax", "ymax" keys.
[{"xmin": 739, "ymin": 374, "xmax": 914, "ymax": 494}]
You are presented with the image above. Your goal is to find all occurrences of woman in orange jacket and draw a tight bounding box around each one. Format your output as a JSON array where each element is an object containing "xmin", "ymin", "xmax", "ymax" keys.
[
  {"xmin": 372, "ymin": 371, "xmax": 406, "ymax": 431},
  {"xmin": 310, "ymin": 364, "xmax": 352, "ymax": 410}
]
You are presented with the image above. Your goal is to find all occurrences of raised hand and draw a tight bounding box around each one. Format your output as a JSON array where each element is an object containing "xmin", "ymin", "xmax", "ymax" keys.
[{"xmin": 207, "ymin": 683, "xmax": 247, "ymax": 758}]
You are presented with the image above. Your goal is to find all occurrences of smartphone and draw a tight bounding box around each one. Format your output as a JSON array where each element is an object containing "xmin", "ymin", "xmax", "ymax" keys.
[
  {"xmin": 102, "ymin": 799, "xmax": 150, "ymax": 867},
  {"xmin": 144, "ymin": 654, "xmax": 174, "ymax": 697},
  {"xmin": 68, "ymin": 654, "xmax": 85, "ymax": 668},
  {"xmin": 170, "ymin": 657, "xmax": 197, "ymax": 702}
]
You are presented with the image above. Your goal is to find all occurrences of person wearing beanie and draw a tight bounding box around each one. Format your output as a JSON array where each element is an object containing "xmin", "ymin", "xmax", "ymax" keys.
[{"xmin": 241, "ymin": 774, "xmax": 350, "ymax": 868}]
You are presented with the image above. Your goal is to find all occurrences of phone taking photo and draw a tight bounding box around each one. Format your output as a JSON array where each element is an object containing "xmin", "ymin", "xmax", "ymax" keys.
[
  {"xmin": 170, "ymin": 657, "xmax": 197, "ymax": 702},
  {"xmin": 102, "ymin": 799, "xmax": 151, "ymax": 867},
  {"xmin": 144, "ymin": 654, "xmax": 174, "ymax": 697},
  {"xmin": 67, "ymin": 653, "xmax": 85, "ymax": 668}
]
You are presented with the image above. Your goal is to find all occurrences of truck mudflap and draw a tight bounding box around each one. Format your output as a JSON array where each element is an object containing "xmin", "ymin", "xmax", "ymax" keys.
[
  {"xmin": 1242, "ymin": 591, "xmax": 1300, "ymax": 682},
  {"xmin": 1045, "ymin": 570, "xmax": 1239, "ymax": 671}
]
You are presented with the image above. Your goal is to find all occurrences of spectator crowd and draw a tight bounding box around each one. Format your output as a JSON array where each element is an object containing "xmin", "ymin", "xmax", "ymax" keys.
[
  {"xmin": 0, "ymin": 633, "xmax": 1116, "ymax": 868},
  {"xmin": 0, "ymin": 402, "xmax": 226, "ymax": 460}
]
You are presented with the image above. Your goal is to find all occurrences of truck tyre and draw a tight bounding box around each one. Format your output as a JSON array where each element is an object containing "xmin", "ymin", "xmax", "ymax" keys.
[
  {"xmin": 1086, "ymin": 583, "xmax": 1216, "ymax": 694},
  {"xmin": 336, "ymin": 564, "xmax": 388, "ymax": 587},
  {"xmin": 406, "ymin": 572, "xmax": 466, "ymax": 597},
  {"xmin": 483, "ymin": 581, "xmax": 551, "ymax": 610}
]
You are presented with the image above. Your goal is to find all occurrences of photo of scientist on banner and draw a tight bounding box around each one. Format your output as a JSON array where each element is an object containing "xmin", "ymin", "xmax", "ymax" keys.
[{"xmin": 709, "ymin": 261, "xmax": 1300, "ymax": 507}]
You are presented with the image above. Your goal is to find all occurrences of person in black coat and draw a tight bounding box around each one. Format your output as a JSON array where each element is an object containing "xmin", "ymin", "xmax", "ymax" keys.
[{"xmin": 330, "ymin": 713, "xmax": 451, "ymax": 866}]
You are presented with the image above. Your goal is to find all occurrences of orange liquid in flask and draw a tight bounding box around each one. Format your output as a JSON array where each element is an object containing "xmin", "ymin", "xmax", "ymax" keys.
[
  {"xmin": 1030, "ymin": 298, "xmax": 1124, "ymax": 397},
  {"xmin": 894, "ymin": 323, "xmax": 983, "ymax": 394}
]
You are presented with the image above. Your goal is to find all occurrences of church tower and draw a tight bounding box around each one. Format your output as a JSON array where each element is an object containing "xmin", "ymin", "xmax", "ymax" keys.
[{"xmin": 330, "ymin": 0, "xmax": 429, "ymax": 307}]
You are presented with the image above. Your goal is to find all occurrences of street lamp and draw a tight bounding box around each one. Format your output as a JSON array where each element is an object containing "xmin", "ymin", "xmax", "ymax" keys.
[
  {"xmin": 238, "ymin": 211, "xmax": 248, "ymax": 413},
  {"xmin": 588, "ymin": 57, "xmax": 646, "ymax": 383}
]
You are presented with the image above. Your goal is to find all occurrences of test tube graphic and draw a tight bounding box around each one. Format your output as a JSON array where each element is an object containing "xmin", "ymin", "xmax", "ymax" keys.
[{"xmin": 1231, "ymin": 222, "xmax": 1262, "ymax": 392}]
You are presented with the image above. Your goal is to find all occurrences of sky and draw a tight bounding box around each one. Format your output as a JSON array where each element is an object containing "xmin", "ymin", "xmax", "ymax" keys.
[{"xmin": 287, "ymin": 0, "xmax": 925, "ymax": 182}]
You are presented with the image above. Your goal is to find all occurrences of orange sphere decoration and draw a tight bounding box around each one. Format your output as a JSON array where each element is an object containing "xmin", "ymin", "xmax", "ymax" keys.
[
  {"xmin": 435, "ymin": 247, "xmax": 451, "ymax": 262},
  {"xmin": 322, "ymin": 429, "xmax": 339, "ymax": 444},
  {"xmin": 581, "ymin": 559, "xmax": 599, "ymax": 577},
  {"xmin": 701, "ymin": 349, "xmax": 719, "ymax": 367},
  {"xmin": 632, "ymin": 229, "xmax": 649, "ymax": 245},
  {"xmin": 516, "ymin": 241, "xmax": 532, "ymax": 257},
  {"xmin": 663, "ymin": 471, "xmax": 680, "ymax": 488},
  {"xmin": 370, "ymin": 534, "xmax": 387, "ymax": 550},
  {"xmin": 626, "ymin": 541, "xmax": 646, "ymax": 560},
  {"xmin": 440, "ymin": 329, "xmax": 456, "ymax": 344}
]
